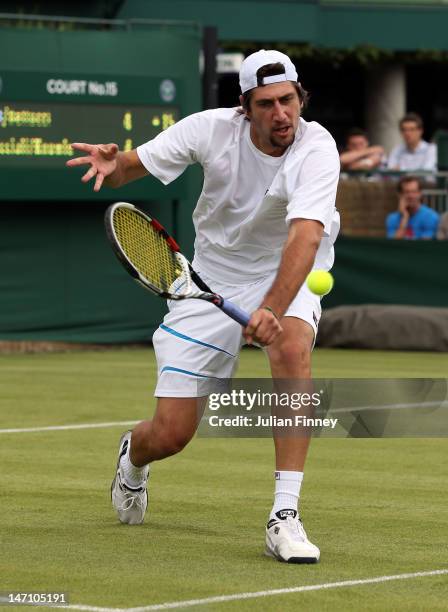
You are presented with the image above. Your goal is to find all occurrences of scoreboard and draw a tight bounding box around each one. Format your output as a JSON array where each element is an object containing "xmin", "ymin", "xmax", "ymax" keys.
[
  {"xmin": 0, "ymin": 102, "xmax": 178, "ymax": 168},
  {"xmin": 0, "ymin": 71, "xmax": 184, "ymax": 200}
]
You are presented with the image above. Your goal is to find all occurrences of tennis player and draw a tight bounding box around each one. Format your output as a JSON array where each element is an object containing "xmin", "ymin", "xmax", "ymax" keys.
[{"xmin": 67, "ymin": 49, "xmax": 340, "ymax": 563}]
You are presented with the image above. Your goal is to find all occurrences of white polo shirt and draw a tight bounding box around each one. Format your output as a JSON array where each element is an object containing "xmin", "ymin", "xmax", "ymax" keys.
[{"xmin": 137, "ymin": 108, "xmax": 340, "ymax": 285}]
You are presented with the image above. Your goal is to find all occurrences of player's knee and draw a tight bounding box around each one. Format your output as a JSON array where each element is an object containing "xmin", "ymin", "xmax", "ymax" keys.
[
  {"xmin": 269, "ymin": 340, "xmax": 311, "ymax": 375},
  {"xmin": 150, "ymin": 419, "xmax": 193, "ymax": 458},
  {"xmin": 160, "ymin": 431, "xmax": 191, "ymax": 457}
]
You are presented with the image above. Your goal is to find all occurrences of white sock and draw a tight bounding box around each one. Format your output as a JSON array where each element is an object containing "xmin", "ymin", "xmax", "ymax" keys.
[
  {"xmin": 119, "ymin": 444, "xmax": 149, "ymax": 488},
  {"xmin": 270, "ymin": 470, "xmax": 303, "ymax": 519}
]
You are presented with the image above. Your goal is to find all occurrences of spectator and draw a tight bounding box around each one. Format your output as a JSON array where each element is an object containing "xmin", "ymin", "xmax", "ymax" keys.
[
  {"xmin": 386, "ymin": 175, "xmax": 439, "ymax": 239},
  {"xmin": 387, "ymin": 113, "xmax": 437, "ymax": 172},
  {"xmin": 437, "ymin": 211, "xmax": 448, "ymax": 240},
  {"xmin": 340, "ymin": 128, "xmax": 385, "ymax": 171}
]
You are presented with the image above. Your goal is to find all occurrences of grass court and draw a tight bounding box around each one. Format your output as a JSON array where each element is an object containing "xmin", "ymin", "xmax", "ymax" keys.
[{"xmin": 1, "ymin": 347, "xmax": 447, "ymax": 611}]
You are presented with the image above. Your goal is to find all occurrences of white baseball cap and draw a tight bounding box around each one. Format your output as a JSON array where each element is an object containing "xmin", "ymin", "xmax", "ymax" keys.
[{"xmin": 239, "ymin": 49, "xmax": 298, "ymax": 94}]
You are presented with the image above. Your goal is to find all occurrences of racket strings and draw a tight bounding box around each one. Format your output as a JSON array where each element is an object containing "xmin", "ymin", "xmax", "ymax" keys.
[{"xmin": 113, "ymin": 208, "xmax": 184, "ymax": 293}]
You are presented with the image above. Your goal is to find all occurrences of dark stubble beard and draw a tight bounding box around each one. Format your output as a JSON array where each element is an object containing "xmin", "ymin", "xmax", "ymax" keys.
[{"xmin": 269, "ymin": 131, "xmax": 296, "ymax": 151}]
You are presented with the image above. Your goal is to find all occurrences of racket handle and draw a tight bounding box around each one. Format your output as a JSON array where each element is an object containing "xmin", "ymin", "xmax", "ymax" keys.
[{"xmin": 220, "ymin": 299, "xmax": 251, "ymax": 327}]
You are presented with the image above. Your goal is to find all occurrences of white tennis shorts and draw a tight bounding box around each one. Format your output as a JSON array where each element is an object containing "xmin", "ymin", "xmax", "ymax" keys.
[{"xmin": 152, "ymin": 270, "xmax": 322, "ymax": 397}]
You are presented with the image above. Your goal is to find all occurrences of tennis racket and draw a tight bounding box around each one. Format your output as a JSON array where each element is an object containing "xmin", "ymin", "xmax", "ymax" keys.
[{"xmin": 104, "ymin": 202, "xmax": 251, "ymax": 327}]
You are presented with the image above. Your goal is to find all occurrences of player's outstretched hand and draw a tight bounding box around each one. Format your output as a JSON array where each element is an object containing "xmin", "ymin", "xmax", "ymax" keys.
[
  {"xmin": 66, "ymin": 143, "xmax": 119, "ymax": 192},
  {"xmin": 243, "ymin": 308, "xmax": 283, "ymax": 346}
]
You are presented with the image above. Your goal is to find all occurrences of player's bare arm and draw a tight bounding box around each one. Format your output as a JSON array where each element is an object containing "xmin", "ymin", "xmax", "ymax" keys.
[
  {"xmin": 66, "ymin": 143, "xmax": 148, "ymax": 191},
  {"xmin": 244, "ymin": 218, "xmax": 323, "ymax": 345}
]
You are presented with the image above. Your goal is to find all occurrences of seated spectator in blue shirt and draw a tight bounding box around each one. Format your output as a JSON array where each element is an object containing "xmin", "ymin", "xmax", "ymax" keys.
[
  {"xmin": 386, "ymin": 175, "xmax": 439, "ymax": 239},
  {"xmin": 387, "ymin": 113, "xmax": 437, "ymax": 172}
]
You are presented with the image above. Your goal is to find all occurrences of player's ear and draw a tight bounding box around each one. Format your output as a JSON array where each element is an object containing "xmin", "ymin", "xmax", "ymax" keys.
[
  {"xmin": 239, "ymin": 94, "xmax": 250, "ymax": 118},
  {"xmin": 297, "ymin": 83, "xmax": 304, "ymax": 110}
]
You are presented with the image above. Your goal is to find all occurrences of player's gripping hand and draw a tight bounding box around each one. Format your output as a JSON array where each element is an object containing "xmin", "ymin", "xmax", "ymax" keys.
[
  {"xmin": 66, "ymin": 143, "xmax": 119, "ymax": 192},
  {"xmin": 243, "ymin": 308, "xmax": 283, "ymax": 347}
]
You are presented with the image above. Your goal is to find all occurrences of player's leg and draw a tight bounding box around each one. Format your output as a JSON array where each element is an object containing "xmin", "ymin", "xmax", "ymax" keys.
[
  {"xmin": 267, "ymin": 316, "xmax": 314, "ymax": 472},
  {"xmin": 111, "ymin": 276, "xmax": 243, "ymax": 525},
  {"xmin": 264, "ymin": 287, "xmax": 321, "ymax": 563},
  {"xmin": 129, "ymin": 397, "xmax": 206, "ymax": 464},
  {"xmin": 111, "ymin": 397, "xmax": 205, "ymax": 525}
]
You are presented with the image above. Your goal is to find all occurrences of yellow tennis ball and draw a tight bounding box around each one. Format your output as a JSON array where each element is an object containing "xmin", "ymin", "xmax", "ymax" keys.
[{"xmin": 306, "ymin": 270, "xmax": 334, "ymax": 296}]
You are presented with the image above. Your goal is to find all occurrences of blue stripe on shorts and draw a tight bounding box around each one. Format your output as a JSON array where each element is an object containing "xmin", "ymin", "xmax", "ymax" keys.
[
  {"xmin": 159, "ymin": 324, "xmax": 236, "ymax": 357},
  {"xmin": 160, "ymin": 366, "xmax": 220, "ymax": 379}
]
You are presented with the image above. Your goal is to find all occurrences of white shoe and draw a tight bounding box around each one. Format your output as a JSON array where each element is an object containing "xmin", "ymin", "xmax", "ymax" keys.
[
  {"xmin": 265, "ymin": 509, "xmax": 320, "ymax": 563},
  {"xmin": 111, "ymin": 430, "xmax": 149, "ymax": 525}
]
